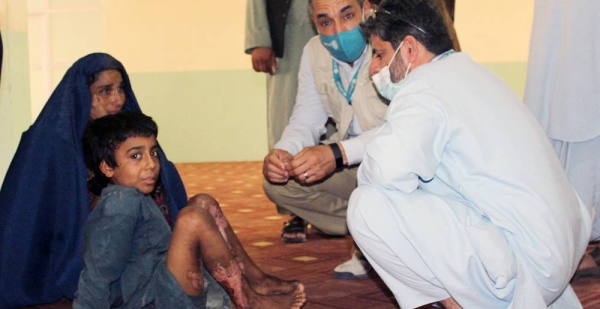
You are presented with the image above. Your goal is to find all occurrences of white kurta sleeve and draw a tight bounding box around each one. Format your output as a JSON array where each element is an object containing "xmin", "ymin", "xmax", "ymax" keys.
[
  {"xmin": 359, "ymin": 90, "xmax": 448, "ymax": 193},
  {"xmin": 274, "ymin": 44, "xmax": 328, "ymax": 155},
  {"xmin": 341, "ymin": 127, "xmax": 380, "ymax": 166}
]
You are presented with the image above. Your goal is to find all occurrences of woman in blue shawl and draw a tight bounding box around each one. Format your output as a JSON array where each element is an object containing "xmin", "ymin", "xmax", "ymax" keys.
[{"xmin": 0, "ymin": 53, "xmax": 229, "ymax": 308}]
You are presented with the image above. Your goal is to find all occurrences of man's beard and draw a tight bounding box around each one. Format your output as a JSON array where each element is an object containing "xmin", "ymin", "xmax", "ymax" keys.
[{"xmin": 389, "ymin": 56, "xmax": 407, "ymax": 83}]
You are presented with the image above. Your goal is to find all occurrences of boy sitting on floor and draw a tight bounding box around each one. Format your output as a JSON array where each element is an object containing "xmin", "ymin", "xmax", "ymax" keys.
[{"xmin": 75, "ymin": 111, "xmax": 306, "ymax": 309}]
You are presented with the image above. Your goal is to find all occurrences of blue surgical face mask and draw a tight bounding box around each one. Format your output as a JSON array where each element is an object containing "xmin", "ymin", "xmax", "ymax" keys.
[
  {"xmin": 372, "ymin": 41, "xmax": 411, "ymax": 100},
  {"xmin": 319, "ymin": 26, "xmax": 367, "ymax": 63}
]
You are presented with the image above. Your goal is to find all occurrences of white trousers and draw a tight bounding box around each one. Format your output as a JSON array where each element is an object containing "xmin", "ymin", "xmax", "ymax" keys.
[
  {"xmin": 553, "ymin": 135, "xmax": 600, "ymax": 240},
  {"xmin": 347, "ymin": 184, "xmax": 585, "ymax": 309}
]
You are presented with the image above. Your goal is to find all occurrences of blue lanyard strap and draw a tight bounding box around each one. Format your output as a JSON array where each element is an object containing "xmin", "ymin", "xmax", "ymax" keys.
[{"xmin": 332, "ymin": 59, "xmax": 361, "ymax": 105}]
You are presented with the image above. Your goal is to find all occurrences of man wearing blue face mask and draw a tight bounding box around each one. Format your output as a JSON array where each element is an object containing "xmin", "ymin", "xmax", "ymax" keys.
[
  {"xmin": 261, "ymin": 0, "xmax": 386, "ymax": 279},
  {"xmin": 348, "ymin": 0, "xmax": 591, "ymax": 308}
]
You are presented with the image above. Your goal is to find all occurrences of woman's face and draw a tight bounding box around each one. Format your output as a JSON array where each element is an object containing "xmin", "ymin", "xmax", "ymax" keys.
[{"xmin": 89, "ymin": 69, "xmax": 126, "ymax": 120}]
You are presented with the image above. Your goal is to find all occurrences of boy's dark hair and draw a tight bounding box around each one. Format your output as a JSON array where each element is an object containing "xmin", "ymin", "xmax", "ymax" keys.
[
  {"xmin": 362, "ymin": 0, "xmax": 453, "ymax": 54},
  {"xmin": 83, "ymin": 111, "xmax": 158, "ymax": 179}
]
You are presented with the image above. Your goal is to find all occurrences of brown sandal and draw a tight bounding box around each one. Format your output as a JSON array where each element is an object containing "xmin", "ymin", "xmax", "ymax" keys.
[{"xmin": 281, "ymin": 215, "xmax": 307, "ymax": 243}]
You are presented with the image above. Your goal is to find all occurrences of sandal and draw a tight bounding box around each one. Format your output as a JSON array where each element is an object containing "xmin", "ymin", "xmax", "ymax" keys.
[
  {"xmin": 572, "ymin": 245, "xmax": 600, "ymax": 281},
  {"xmin": 281, "ymin": 215, "xmax": 307, "ymax": 243}
]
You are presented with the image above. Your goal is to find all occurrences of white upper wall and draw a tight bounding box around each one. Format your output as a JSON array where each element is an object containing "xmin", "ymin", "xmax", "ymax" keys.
[
  {"xmin": 101, "ymin": 0, "xmax": 534, "ymax": 75},
  {"xmin": 455, "ymin": 0, "xmax": 533, "ymax": 62},
  {"xmin": 104, "ymin": 0, "xmax": 250, "ymax": 73}
]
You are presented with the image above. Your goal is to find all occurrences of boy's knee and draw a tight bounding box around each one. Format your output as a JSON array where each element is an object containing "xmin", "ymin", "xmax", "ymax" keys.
[
  {"xmin": 176, "ymin": 203, "xmax": 212, "ymax": 230},
  {"xmin": 187, "ymin": 193, "xmax": 218, "ymax": 210}
]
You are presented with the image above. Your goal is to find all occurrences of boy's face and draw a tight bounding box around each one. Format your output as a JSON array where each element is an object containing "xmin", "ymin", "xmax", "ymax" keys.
[{"xmin": 100, "ymin": 135, "xmax": 160, "ymax": 194}]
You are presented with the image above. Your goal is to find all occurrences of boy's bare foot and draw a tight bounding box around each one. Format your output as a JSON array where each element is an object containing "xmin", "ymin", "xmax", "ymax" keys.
[
  {"xmin": 245, "ymin": 283, "xmax": 306, "ymax": 309},
  {"xmin": 248, "ymin": 273, "xmax": 302, "ymax": 295}
]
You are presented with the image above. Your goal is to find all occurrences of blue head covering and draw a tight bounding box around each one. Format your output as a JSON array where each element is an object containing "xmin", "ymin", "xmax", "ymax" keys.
[{"xmin": 0, "ymin": 53, "xmax": 187, "ymax": 307}]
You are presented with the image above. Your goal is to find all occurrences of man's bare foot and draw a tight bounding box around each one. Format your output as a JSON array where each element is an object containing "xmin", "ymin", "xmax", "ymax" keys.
[
  {"xmin": 245, "ymin": 283, "xmax": 306, "ymax": 309},
  {"xmin": 248, "ymin": 273, "xmax": 302, "ymax": 295},
  {"xmin": 440, "ymin": 297, "xmax": 462, "ymax": 309}
]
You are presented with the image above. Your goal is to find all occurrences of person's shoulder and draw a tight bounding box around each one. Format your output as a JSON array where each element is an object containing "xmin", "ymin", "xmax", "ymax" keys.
[
  {"xmin": 305, "ymin": 35, "xmax": 332, "ymax": 72},
  {"xmin": 305, "ymin": 35, "xmax": 324, "ymax": 53},
  {"xmin": 94, "ymin": 185, "xmax": 145, "ymax": 216},
  {"xmin": 101, "ymin": 184, "xmax": 143, "ymax": 197},
  {"xmin": 427, "ymin": 52, "xmax": 474, "ymax": 72}
]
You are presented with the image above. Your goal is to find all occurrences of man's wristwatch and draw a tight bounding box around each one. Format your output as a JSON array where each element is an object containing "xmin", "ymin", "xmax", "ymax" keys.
[{"xmin": 328, "ymin": 143, "xmax": 344, "ymax": 169}]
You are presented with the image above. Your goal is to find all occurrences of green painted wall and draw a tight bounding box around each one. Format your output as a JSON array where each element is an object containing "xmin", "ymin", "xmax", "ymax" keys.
[
  {"xmin": 128, "ymin": 61, "xmax": 528, "ymax": 163},
  {"xmin": 0, "ymin": 30, "xmax": 31, "ymax": 187},
  {"xmin": 129, "ymin": 69, "xmax": 269, "ymax": 163},
  {"xmin": 484, "ymin": 61, "xmax": 528, "ymax": 99}
]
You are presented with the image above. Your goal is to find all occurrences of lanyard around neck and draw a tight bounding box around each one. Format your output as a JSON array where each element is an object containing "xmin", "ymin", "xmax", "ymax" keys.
[{"xmin": 332, "ymin": 59, "xmax": 362, "ymax": 105}]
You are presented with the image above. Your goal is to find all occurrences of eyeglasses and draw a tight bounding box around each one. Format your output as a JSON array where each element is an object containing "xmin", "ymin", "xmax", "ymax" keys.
[{"xmin": 370, "ymin": 8, "xmax": 428, "ymax": 34}]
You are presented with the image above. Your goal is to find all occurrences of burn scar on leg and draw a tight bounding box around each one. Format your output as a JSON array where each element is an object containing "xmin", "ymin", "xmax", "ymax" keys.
[
  {"xmin": 207, "ymin": 203, "xmax": 230, "ymax": 246},
  {"xmin": 212, "ymin": 261, "xmax": 247, "ymax": 309},
  {"xmin": 187, "ymin": 270, "xmax": 204, "ymax": 291}
]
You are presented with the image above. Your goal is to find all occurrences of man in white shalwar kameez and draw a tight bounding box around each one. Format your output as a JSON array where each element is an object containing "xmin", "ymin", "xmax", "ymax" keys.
[{"xmin": 347, "ymin": 1, "xmax": 593, "ymax": 308}]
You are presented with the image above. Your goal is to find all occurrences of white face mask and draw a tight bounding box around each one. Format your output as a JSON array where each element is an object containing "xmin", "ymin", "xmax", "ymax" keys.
[{"xmin": 372, "ymin": 41, "xmax": 411, "ymax": 100}]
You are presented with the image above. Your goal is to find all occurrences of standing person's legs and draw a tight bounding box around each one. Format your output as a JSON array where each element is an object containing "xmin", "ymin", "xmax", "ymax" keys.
[
  {"xmin": 553, "ymin": 136, "xmax": 600, "ymax": 240},
  {"xmin": 554, "ymin": 136, "xmax": 600, "ymax": 277},
  {"xmin": 266, "ymin": 68, "xmax": 295, "ymax": 149},
  {"xmin": 166, "ymin": 194, "xmax": 306, "ymax": 309},
  {"xmin": 265, "ymin": 0, "xmax": 315, "ymax": 149}
]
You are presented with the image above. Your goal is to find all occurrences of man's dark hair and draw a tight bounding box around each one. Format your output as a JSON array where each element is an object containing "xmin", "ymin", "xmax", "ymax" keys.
[
  {"xmin": 362, "ymin": 0, "xmax": 453, "ymax": 54},
  {"xmin": 83, "ymin": 111, "xmax": 158, "ymax": 178}
]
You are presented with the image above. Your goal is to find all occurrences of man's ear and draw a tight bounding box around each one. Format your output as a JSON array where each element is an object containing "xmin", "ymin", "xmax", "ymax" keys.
[
  {"xmin": 402, "ymin": 35, "xmax": 419, "ymax": 63},
  {"xmin": 363, "ymin": 0, "xmax": 372, "ymax": 13},
  {"xmin": 99, "ymin": 161, "xmax": 114, "ymax": 178}
]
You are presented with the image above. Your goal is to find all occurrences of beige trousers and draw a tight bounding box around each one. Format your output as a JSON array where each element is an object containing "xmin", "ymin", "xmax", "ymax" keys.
[{"xmin": 263, "ymin": 166, "xmax": 358, "ymax": 235}]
